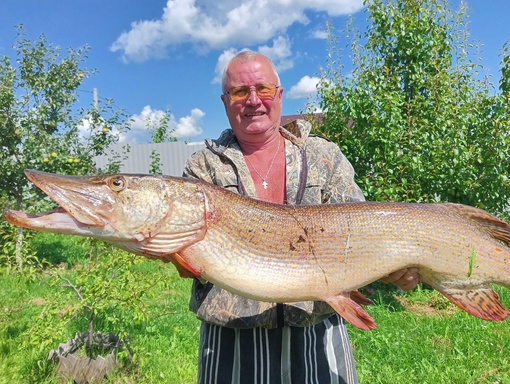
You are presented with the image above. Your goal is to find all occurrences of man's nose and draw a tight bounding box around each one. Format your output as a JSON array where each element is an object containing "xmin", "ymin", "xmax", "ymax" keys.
[{"xmin": 246, "ymin": 88, "xmax": 261, "ymax": 105}]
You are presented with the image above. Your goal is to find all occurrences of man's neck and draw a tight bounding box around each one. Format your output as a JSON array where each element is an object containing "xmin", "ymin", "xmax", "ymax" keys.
[{"xmin": 238, "ymin": 130, "xmax": 281, "ymax": 156}]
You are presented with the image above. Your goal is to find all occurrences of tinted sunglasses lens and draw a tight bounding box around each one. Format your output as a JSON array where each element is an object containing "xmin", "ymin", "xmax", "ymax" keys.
[
  {"xmin": 227, "ymin": 84, "xmax": 277, "ymax": 101},
  {"xmin": 229, "ymin": 86, "xmax": 250, "ymax": 101},
  {"xmin": 256, "ymin": 84, "xmax": 277, "ymax": 99}
]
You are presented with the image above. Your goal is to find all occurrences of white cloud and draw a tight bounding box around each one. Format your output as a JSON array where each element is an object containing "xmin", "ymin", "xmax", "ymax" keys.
[
  {"xmin": 311, "ymin": 28, "xmax": 329, "ymax": 40},
  {"xmin": 212, "ymin": 36, "xmax": 294, "ymax": 84},
  {"xmin": 111, "ymin": 0, "xmax": 364, "ymax": 63},
  {"xmin": 258, "ymin": 36, "xmax": 294, "ymax": 73},
  {"xmin": 127, "ymin": 105, "xmax": 204, "ymax": 142},
  {"xmin": 286, "ymin": 75, "xmax": 320, "ymax": 99},
  {"xmin": 77, "ymin": 106, "xmax": 204, "ymax": 144},
  {"xmin": 77, "ymin": 115, "xmax": 129, "ymax": 144},
  {"xmin": 173, "ymin": 108, "xmax": 205, "ymax": 138},
  {"xmin": 213, "ymin": 48, "xmax": 239, "ymax": 84},
  {"xmin": 128, "ymin": 105, "xmax": 166, "ymax": 142}
]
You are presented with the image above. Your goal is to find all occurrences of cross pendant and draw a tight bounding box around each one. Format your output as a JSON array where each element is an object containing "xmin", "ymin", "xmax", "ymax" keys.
[{"xmin": 262, "ymin": 180, "xmax": 268, "ymax": 189}]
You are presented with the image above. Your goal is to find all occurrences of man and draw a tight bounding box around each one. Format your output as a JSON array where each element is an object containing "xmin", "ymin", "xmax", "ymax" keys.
[{"xmin": 182, "ymin": 51, "xmax": 419, "ymax": 383}]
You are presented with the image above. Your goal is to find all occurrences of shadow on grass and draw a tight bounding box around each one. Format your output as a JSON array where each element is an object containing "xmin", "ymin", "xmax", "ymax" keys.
[
  {"xmin": 30, "ymin": 231, "xmax": 86, "ymax": 266},
  {"xmin": 33, "ymin": 240, "xmax": 68, "ymax": 264},
  {"xmin": 360, "ymin": 281, "xmax": 410, "ymax": 313}
]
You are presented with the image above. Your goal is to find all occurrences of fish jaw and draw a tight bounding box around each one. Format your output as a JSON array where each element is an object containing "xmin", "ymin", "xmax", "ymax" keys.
[
  {"xmin": 3, "ymin": 205, "xmax": 150, "ymax": 265},
  {"xmin": 24, "ymin": 169, "xmax": 114, "ymax": 227},
  {"xmin": 4, "ymin": 206, "xmax": 203, "ymax": 279},
  {"xmin": 3, "ymin": 170, "xmax": 208, "ymax": 260},
  {"xmin": 3, "ymin": 170, "xmax": 117, "ymax": 235},
  {"xmin": 3, "ymin": 208, "xmax": 109, "ymax": 237}
]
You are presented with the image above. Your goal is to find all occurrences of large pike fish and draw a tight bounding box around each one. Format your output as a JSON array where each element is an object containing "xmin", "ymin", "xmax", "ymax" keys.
[{"xmin": 4, "ymin": 170, "xmax": 510, "ymax": 330}]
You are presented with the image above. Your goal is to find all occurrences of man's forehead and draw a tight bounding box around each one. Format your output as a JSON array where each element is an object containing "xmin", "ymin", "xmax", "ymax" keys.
[{"xmin": 226, "ymin": 59, "xmax": 277, "ymax": 85}]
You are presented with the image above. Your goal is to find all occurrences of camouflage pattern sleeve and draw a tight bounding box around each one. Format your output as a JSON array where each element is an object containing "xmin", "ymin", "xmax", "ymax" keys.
[
  {"xmin": 182, "ymin": 150, "xmax": 215, "ymax": 184},
  {"xmin": 325, "ymin": 141, "xmax": 365, "ymax": 203},
  {"xmin": 303, "ymin": 135, "xmax": 365, "ymax": 204}
]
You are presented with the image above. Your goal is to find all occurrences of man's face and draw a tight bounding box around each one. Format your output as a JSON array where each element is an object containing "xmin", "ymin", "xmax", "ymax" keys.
[{"xmin": 221, "ymin": 57, "xmax": 283, "ymax": 143}]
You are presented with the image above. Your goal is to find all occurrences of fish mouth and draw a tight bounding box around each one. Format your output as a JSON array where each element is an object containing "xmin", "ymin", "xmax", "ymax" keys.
[
  {"xmin": 3, "ymin": 170, "xmax": 111, "ymax": 231},
  {"xmin": 3, "ymin": 206, "xmax": 97, "ymax": 233}
]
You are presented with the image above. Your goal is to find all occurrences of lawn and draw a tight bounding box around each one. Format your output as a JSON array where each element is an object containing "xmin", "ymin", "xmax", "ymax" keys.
[
  {"xmin": 1, "ymin": 232, "xmax": 509, "ymax": 383},
  {"xmin": 350, "ymin": 283, "xmax": 510, "ymax": 383}
]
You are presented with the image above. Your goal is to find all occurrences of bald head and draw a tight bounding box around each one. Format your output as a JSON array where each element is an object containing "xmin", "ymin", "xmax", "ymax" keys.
[{"xmin": 222, "ymin": 51, "xmax": 280, "ymax": 92}]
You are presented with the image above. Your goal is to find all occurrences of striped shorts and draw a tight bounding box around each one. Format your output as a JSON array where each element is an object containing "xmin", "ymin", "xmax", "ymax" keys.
[{"xmin": 198, "ymin": 314, "xmax": 358, "ymax": 384}]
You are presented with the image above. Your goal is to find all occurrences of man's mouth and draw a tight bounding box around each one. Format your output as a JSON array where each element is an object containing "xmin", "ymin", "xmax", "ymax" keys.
[{"xmin": 246, "ymin": 112, "xmax": 265, "ymax": 117}]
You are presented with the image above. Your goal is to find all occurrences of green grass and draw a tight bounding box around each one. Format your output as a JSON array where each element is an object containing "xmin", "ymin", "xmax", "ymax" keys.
[
  {"xmin": 0, "ymin": 267, "xmax": 200, "ymax": 383},
  {"xmin": 351, "ymin": 283, "xmax": 510, "ymax": 383},
  {"xmin": 1, "ymin": 232, "xmax": 510, "ymax": 383},
  {"xmin": 0, "ymin": 232, "xmax": 200, "ymax": 384}
]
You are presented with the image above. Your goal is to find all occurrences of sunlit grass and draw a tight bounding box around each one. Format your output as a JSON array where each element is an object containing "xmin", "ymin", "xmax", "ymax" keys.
[
  {"xmin": 351, "ymin": 283, "xmax": 510, "ymax": 383},
  {"xmin": 1, "ymin": 232, "xmax": 509, "ymax": 383}
]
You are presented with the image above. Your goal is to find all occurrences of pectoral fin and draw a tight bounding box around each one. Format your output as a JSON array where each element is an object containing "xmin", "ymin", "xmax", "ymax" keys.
[
  {"xmin": 326, "ymin": 294, "xmax": 377, "ymax": 330},
  {"xmin": 164, "ymin": 252, "xmax": 201, "ymax": 278},
  {"xmin": 439, "ymin": 286, "xmax": 510, "ymax": 321}
]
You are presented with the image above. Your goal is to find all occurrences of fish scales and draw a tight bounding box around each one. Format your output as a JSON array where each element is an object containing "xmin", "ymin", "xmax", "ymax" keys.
[
  {"xmin": 192, "ymin": 188, "xmax": 506, "ymax": 296},
  {"xmin": 3, "ymin": 170, "xmax": 510, "ymax": 330}
]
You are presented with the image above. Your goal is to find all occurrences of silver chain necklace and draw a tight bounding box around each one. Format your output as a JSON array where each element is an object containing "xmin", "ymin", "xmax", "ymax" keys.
[{"xmin": 244, "ymin": 135, "xmax": 281, "ymax": 190}]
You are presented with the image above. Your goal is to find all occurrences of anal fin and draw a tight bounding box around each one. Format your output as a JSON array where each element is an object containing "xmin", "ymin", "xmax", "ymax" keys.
[
  {"xmin": 350, "ymin": 290, "xmax": 373, "ymax": 306},
  {"xmin": 326, "ymin": 294, "xmax": 377, "ymax": 330},
  {"xmin": 439, "ymin": 286, "xmax": 510, "ymax": 321}
]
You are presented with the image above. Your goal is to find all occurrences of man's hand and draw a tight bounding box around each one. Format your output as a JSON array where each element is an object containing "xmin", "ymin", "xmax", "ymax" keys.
[{"xmin": 380, "ymin": 268, "xmax": 420, "ymax": 291}]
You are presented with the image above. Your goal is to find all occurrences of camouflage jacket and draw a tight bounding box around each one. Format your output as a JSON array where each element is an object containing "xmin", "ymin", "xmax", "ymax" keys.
[{"xmin": 183, "ymin": 119, "xmax": 365, "ymax": 328}]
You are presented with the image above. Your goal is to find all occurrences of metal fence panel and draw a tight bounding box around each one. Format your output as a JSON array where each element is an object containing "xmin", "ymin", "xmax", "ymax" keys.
[{"xmin": 94, "ymin": 141, "xmax": 206, "ymax": 176}]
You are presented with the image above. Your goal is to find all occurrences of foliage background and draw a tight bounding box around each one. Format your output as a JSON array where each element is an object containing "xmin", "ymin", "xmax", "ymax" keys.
[
  {"xmin": 317, "ymin": 0, "xmax": 510, "ymax": 219},
  {"xmin": 1, "ymin": 0, "xmax": 510, "ymax": 382}
]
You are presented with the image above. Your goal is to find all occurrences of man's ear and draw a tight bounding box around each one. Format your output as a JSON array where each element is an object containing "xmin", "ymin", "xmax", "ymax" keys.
[{"xmin": 277, "ymin": 86, "xmax": 284, "ymax": 101}]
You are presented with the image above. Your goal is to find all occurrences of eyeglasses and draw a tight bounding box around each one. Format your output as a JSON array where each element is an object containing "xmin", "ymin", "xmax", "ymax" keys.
[{"xmin": 223, "ymin": 83, "xmax": 279, "ymax": 102}]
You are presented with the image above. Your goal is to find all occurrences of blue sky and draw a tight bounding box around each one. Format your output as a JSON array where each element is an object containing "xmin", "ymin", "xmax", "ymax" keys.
[{"xmin": 0, "ymin": 1, "xmax": 508, "ymax": 143}]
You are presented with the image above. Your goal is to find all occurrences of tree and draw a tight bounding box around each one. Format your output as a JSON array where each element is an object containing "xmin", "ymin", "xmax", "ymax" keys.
[
  {"xmin": 0, "ymin": 26, "xmax": 130, "ymax": 268},
  {"xmin": 0, "ymin": 29, "xmax": 168, "ymax": 379},
  {"xmin": 146, "ymin": 110, "xmax": 177, "ymax": 175},
  {"xmin": 0, "ymin": 26, "xmax": 130, "ymax": 209},
  {"xmin": 317, "ymin": 0, "xmax": 510, "ymax": 218}
]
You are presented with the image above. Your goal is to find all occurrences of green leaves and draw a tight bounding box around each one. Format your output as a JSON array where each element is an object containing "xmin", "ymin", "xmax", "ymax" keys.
[
  {"xmin": 0, "ymin": 26, "xmax": 131, "ymax": 214},
  {"xmin": 318, "ymin": 0, "xmax": 510, "ymax": 218},
  {"xmin": 24, "ymin": 240, "xmax": 161, "ymax": 358}
]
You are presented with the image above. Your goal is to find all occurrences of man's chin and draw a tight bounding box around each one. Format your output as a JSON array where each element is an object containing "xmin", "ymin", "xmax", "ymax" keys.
[{"xmin": 243, "ymin": 118, "xmax": 278, "ymax": 133}]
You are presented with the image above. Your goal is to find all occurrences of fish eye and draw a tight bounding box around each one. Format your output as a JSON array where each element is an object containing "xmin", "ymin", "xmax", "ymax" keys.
[{"xmin": 108, "ymin": 176, "xmax": 126, "ymax": 191}]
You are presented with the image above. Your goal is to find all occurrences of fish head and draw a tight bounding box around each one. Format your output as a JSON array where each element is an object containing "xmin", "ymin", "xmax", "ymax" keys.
[{"xmin": 3, "ymin": 170, "xmax": 207, "ymax": 258}]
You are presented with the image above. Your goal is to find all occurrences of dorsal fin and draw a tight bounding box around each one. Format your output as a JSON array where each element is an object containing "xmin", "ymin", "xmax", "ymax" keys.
[{"xmin": 444, "ymin": 203, "xmax": 510, "ymax": 245}]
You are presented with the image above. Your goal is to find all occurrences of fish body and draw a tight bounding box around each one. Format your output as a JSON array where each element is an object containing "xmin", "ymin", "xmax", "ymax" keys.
[{"xmin": 4, "ymin": 170, "xmax": 510, "ymax": 330}]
